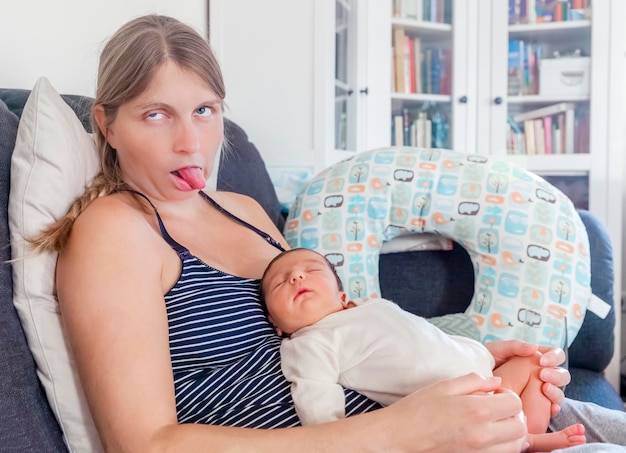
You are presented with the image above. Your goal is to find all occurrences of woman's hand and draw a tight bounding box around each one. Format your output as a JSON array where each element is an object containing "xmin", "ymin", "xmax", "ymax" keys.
[
  {"xmin": 485, "ymin": 340, "xmax": 571, "ymax": 416},
  {"xmin": 372, "ymin": 373, "xmax": 528, "ymax": 452}
]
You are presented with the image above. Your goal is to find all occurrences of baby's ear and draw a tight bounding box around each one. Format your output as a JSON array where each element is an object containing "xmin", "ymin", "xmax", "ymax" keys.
[
  {"xmin": 340, "ymin": 292, "xmax": 348, "ymax": 308},
  {"xmin": 268, "ymin": 315, "xmax": 284, "ymax": 337}
]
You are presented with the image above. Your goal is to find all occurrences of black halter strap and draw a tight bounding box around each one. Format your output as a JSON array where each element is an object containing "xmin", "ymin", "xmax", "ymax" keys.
[
  {"xmin": 127, "ymin": 190, "xmax": 191, "ymax": 259},
  {"xmin": 126, "ymin": 190, "xmax": 285, "ymax": 259},
  {"xmin": 198, "ymin": 191, "xmax": 285, "ymax": 252}
]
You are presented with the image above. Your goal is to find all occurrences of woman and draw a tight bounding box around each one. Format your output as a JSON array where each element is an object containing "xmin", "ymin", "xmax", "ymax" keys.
[{"xmin": 32, "ymin": 14, "xmax": 620, "ymax": 452}]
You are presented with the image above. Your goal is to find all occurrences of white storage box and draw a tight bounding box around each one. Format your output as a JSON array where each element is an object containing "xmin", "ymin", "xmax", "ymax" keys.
[{"xmin": 539, "ymin": 57, "xmax": 590, "ymax": 97}]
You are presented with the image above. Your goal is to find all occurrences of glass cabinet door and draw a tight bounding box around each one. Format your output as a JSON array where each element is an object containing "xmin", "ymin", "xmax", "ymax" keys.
[
  {"xmin": 498, "ymin": 1, "xmax": 593, "ymax": 210},
  {"xmin": 389, "ymin": 0, "xmax": 455, "ymax": 150},
  {"xmin": 335, "ymin": 0, "xmax": 357, "ymax": 151}
]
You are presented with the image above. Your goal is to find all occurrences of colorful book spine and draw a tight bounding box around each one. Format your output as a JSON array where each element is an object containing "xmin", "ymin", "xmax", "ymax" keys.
[
  {"xmin": 543, "ymin": 116, "xmax": 553, "ymax": 154},
  {"xmin": 508, "ymin": 40, "xmax": 525, "ymax": 96}
]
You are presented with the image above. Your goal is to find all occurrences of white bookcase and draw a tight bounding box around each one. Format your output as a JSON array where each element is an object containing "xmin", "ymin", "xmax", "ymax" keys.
[{"xmin": 209, "ymin": 0, "xmax": 623, "ymax": 391}]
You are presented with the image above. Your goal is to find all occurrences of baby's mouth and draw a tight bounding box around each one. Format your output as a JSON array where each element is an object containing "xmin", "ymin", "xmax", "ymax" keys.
[{"xmin": 295, "ymin": 288, "xmax": 309, "ymax": 299}]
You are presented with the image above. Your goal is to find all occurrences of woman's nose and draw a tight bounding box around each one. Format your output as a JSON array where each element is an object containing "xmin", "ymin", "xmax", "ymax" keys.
[{"xmin": 175, "ymin": 119, "xmax": 200, "ymax": 154}]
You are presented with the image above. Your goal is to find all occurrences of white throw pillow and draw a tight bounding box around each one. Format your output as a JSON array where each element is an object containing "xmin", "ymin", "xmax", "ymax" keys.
[{"xmin": 8, "ymin": 77, "xmax": 103, "ymax": 452}]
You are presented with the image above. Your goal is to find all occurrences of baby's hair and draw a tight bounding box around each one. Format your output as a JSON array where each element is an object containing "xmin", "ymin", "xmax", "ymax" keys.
[{"xmin": 260, "ymin": 248, "xmax": 344, "ymax": 305}]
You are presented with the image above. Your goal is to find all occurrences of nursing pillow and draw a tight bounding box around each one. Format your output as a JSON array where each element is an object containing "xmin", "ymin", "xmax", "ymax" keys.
[{"xmin": 283, "ymin": 147, "xmax": 591, "ymax": 347}]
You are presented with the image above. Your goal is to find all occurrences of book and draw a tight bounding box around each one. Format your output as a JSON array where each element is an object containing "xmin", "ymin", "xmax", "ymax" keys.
[
  {"xmin": 564, "ymin": 107, "xmax": 575, "ymax": 153},
  {"xmin": 405, "ymin": 35, "xmax": 413, "ymax": 93},
  {"xmin": 507, "ymin": 116, "xmax": 525, "ymax": 154},
  {"xmin": 509, "ymin": 0, "xmax": 518, "ymax": 24},
  {"xmin": 558, "ymin": 0, "xmax": 569, "ymax": 21},
  {"xmin": 527, "ymin": 0, "xmax": 537, "ymax": 23},
  {"xmin": 416, "ymin": 112, "xmax": 431, "ymax": 147},
  {"xmin": 393, "ymin": 0, "xmax": 402, "ymax": 17},
  {"xmin": 534, "ymin": 119, "xmax": 545, "ymax": 154},
  {"xmin": 524, "ymin": 120, "xmax": 536, "ymax": 155},
  {"xmin": 513, "ymin": 102, "xmax": 575, "ymax": 123},
  {"xmin": 537, "ymin": 0, "xmax": 559, "ymax": 22},
  {"xmin": 413, "ymin": 37, "xmax": 422, "ymax": 93},
  {"xmin": 393, "ymin": 114, "xmax": 404, "ymax": 146},
  {"xmin": 431, "ymin": 48, "xmax": 442, "ymax": 95},
  {"xmin": 508, "ymin": 40, "xmax": 525, "ymax": 95},
  {"xmin": 393, "ymin": 27, "xmax": 407, "ymax": 93},
  {"xmin": 552, "ymin": 119, "xmax": 562, "ymax": 154},
  {"xmin": 543, "ymin": 116, "xmax": 553, "ymax": 154},
  {"xmin": 438, "ymin": 48, "xmax": 451, "ymax": 94},
  {"xmin": 403, "ymin": 107, "xmax": 411, "ymax": 145},
  {"xmin": 423, "ymin": 0, "xmax": 431, "ymax": 23},
  {"xmin": 557, "ymin": 113, "xmax": 565, "ymax": 154},
  {"xmin": 425, "ymin": 48, "xmax": 433, "ymax": 93},
  {"xmin": 404, "ymin": 0, "xmax": 419, "ymax": 20}
]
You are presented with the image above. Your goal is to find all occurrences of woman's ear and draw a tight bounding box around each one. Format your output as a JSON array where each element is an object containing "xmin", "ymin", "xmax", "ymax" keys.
[{"xmin": 93, "ymin": 105, "xmax": 115, "ymax": 148}]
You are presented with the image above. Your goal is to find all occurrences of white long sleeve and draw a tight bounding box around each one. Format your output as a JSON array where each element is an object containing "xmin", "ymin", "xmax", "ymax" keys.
[
  {"xmin": 280, "ymin": 335, "xmax": 346, "ymax": 425},
  {"xmin": 280, "ymin": 298, "xmax": 495, "ymax": 423}
]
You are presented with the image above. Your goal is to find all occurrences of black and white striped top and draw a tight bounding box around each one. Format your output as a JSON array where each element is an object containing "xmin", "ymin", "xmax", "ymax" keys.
[{"xmin": 141, "ymin": 191, "xmax": 380, "ymax": 427}]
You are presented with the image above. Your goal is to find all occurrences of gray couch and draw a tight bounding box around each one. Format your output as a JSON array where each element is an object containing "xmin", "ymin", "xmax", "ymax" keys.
[{"xmin": 0, "ymin": 89, "xmax": 623, "ymax": 451}]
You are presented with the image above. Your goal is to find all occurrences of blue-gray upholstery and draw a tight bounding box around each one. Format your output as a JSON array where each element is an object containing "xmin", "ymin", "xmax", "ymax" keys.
[{"xmin": 0, "ymin": 89, "xmax": 622, "ymax": 452}]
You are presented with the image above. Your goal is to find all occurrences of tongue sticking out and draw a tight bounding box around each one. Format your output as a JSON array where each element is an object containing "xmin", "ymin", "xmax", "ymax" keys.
[{"xmin": 174, "ymin": 167, "xmax": 206, "ymax": 190}]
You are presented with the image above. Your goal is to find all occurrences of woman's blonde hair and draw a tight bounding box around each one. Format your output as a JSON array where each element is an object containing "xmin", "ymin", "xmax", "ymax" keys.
[{"xmin": 30, "ymin": 15, "xmax": 225, "ymax": 253}]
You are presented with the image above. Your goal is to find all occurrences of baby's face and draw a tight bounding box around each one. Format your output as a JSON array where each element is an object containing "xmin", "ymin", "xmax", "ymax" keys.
[{"xmin": 262, "ymin": 249, "xmax": 346, "ymax": 335}]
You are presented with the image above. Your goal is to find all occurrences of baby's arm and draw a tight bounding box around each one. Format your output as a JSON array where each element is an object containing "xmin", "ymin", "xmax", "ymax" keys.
[{"xmin": 280, "ymin": 336, "xmax": 346, "ymax": 425}]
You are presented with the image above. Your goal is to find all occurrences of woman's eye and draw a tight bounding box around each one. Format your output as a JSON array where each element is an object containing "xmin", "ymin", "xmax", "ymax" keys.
[
  {"xmin": 147, "ymin": 112, "xmax": 165, "ymax": 120},
  {"xmin": 196, "ymin": 106, "xmax": 213, "ymax": 117}
]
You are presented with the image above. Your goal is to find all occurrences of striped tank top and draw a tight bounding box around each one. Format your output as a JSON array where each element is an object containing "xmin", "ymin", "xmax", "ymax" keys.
[{"xmin": 141, "ymin": 191, "xmax": 380, "ymax": 427}]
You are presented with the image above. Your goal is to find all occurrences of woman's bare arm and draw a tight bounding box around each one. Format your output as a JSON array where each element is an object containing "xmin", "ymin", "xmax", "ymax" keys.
[
  {"xmin": 57, "ymin": 195, "xmax": 182, "ymax": 451},
  {"xmin": 57, "ymin": 195, "xmax": 527, "ymax": 453}
]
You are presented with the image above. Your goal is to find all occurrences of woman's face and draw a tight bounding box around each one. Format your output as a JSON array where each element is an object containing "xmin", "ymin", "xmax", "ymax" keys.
[{"xmin": 102, "ymin": 61, "xmax": 224, "ymax": 199}]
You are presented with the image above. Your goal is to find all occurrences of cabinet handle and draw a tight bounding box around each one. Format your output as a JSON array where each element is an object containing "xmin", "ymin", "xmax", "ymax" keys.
[
  {"xmin": 459, "ymin": 95, "xmax": 468, "ymax": 103},
  {"xmin": 494, "ymin": 97, "xmax": 503, "ymax": 105},
  {"xmin": 359, "ymin": 87, "xmax": 369, "ymax": 95}
]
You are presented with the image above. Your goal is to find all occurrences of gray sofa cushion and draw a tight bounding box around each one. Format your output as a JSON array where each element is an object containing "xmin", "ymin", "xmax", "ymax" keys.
[
  {"xmin": 0, "ymin": 88, "xmax": 93, "ymax": 132},
  {"xmin": 218, "ymin": 119, "xmax": 285, "ymax": 231},
  {"xmin": 0, "ymin": 99, "xmax": 67, "ymax": 451}
]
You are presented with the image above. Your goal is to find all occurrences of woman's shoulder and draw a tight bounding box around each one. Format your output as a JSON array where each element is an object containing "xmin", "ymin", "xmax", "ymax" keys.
[
  {"xmin": 71, "ymin": 192, "xmax": 158, "ymax": 245},
  {"xmin": 78, "ymin": 191, "xmax": 146, "ymax": 222}
]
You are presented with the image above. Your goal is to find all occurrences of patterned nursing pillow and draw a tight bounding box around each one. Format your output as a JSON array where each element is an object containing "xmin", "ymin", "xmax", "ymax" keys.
[{"xmin": 283, "ymin": 147, "xmax": 591, "ymax": 347}]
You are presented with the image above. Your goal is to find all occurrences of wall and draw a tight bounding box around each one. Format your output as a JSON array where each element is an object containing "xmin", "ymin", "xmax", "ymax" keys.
[{"xmin": 0, "ymin": 1, "xmax": 207, "ymax": 96}]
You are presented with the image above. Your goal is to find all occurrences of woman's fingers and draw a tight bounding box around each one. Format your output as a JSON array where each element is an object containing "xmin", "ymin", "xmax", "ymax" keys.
[
  {"xmin": 538, "ymin": 346, "xmax": 566, "ymax": 367},
  {"xmin": 485, "ymin": 340, "xmax": 538, "ymax": 367}
]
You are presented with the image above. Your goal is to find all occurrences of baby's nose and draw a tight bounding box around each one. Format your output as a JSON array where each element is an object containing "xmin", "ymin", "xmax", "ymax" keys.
[{"xmin": 289, "ymin": 271, "xmax": 305, "ymax": 283}]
